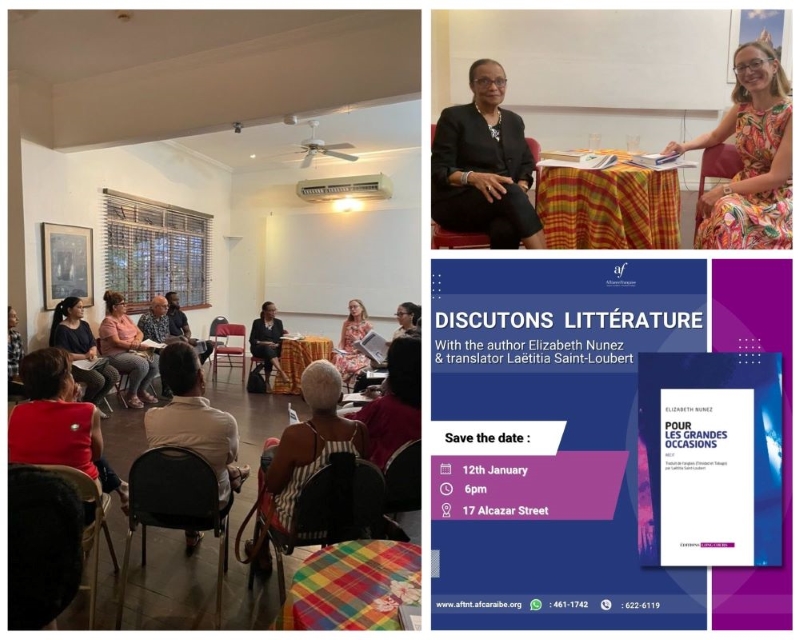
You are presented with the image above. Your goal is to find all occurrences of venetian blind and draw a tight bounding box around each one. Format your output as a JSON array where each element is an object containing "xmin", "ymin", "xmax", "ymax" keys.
[{"xmin": 103, "ymin": 189, "xmax": 213, "ymax": 313}]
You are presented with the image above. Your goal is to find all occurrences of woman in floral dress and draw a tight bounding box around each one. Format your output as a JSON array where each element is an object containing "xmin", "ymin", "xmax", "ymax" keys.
[
  {"xmin": 663, "ymin": 41, "xmax": 792, "ymax": 249},
  {"xmin": 332, "ymin": 299, "xmax": 373, "ymax": 383}
]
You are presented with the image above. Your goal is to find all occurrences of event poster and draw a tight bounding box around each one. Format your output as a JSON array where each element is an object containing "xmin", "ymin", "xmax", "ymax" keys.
[
  {"xmin": 638, "ymin": 353, "xmax": 783, "ymax": 567},
  {"xmin": 429, "ymin": 259, "xmax": 792, "ymax": 631}
]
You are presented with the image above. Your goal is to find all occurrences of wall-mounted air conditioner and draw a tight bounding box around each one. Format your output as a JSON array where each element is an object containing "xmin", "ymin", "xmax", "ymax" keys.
[{"xmin": 296, "ymin": 173, "xmax": 393, "ymax": 203}]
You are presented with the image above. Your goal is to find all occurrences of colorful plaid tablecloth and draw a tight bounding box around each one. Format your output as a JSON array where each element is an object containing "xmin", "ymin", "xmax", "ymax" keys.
[
  {"xmin": 272, "ymin": 336, "xmax": 334, "ymax": 395},
  {"xmin": 285, "ymin": 540, "xmax": 422, "ymax": 630},
  {"xmin": 538, "ymin": 150, "xmax": 681, "ymax": 249}
]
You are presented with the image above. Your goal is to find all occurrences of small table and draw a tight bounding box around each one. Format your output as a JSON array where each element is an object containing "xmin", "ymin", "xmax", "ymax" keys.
[
  {"xmin": 287, "ymin": 540, "xmax": 421, "ymax": 630},
  {"xmin": 272, "ymin": 336, "xmax": 334, "ymax": 395},
  {"xmin": 537, "ymin": 149, "xmax": 681, "ymax": 249}
]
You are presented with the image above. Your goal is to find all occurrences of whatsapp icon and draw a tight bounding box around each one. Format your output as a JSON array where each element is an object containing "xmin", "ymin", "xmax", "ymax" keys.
[{"xmin": 530, "ymin": 599, "xmax": 543, "ymax": 611}]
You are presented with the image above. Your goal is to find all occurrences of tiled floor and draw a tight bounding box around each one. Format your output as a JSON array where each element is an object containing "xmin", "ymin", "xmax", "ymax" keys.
[{"xmin": 54, "ymin": 368, "xmax": 324, "ymax": 630}]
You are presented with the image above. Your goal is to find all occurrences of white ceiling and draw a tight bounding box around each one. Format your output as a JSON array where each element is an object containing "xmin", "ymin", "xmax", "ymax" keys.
[
  {"xmin": 8, "ymin": 9, "xmax": 365, "ymax": 84},
  {"xmin": 9, "ymin": 9, "xmax": 421, "ymax": 155},
  {"xmin": 170, "ymin": 100, "xmax": 421, "ymax": 172}
]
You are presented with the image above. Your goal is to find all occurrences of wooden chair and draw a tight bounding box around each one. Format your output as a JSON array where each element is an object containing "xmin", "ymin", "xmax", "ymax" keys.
[
  {"xmin": 212, "ymin": 324, "xmax": 247, "ymax": 383},
  {"xmin": 431, "ymin": 124, "xmax": 542, "ymax": 248},
  {"xmin": 116, "ymin": 447, "xmax": 230, "ymax": 630},
  {"xmin": 37, "ymin": 465, "xmax": 119, "ymax": 630},
  {"xmin": 695, "ymin": 143, "xmax": 744, "ymax": 238}
]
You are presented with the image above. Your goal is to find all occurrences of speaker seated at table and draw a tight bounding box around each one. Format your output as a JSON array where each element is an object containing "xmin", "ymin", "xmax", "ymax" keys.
[{"xmin": 249, "ymin": 302, "xmax": 290, "ymax": 384}]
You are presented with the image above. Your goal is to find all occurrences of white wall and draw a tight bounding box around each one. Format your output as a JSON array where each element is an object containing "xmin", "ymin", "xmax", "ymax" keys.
[
  {"xmin": 432, "ymin": 9, "xmax": 769, "ymax": 188},
  {"xmin": 20, "ymin": 140, "xmax": 233, "ymax": 350},
  {"xmin": 229, "ymin": 147, "xmax": 421, "ymax": 345}
]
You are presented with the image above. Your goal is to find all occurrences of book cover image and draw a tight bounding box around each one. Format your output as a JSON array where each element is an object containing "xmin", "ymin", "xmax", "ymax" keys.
[{"xmin": 638, "ymin": 352, "xmax": 782, "ymax": 567}]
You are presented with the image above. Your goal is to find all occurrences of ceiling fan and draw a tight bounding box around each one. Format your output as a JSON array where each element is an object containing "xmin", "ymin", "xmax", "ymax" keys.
[{"xmin": 296, "ymin": 120, "xmax": 358, "ymax": 168}]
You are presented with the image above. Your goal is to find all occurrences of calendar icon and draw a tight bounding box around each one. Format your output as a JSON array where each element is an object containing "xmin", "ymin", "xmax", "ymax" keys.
[{"xmin": 439, "ymin": 463, "xmax": 452, "ymax": 475}]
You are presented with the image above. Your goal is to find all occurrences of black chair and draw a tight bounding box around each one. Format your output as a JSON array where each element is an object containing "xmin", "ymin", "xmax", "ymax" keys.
[
  {"xmin": 115, "ymin": 447, "xmax": 231, "ymax": 630},
  {"xmin": 251, "ymin": 453, "xmax": 385, "ymax": 602},
  {"xmin": 383, "ymin": 439, "xmax": 422, "ymax": 515}
]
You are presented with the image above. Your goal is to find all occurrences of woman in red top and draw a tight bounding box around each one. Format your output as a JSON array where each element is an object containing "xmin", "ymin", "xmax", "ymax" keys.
[{"xmin": 8, "ymin": 347, "xmax": 129, "ymax": 514}]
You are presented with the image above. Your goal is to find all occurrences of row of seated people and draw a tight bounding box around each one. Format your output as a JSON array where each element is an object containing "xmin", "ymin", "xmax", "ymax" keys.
[{"xmin": 7, "ymin": 335, "xmax": 421, "ymax": 561}]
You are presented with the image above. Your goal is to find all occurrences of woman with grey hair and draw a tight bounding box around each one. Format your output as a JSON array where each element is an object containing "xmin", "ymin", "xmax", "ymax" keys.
[{"xmin": 252, "ymin": 360, "xmax": 368, "ymax": 570}]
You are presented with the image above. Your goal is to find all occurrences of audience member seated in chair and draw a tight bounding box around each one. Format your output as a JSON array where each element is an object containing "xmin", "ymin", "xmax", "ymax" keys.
[
  {"xmin": 98, "ymin": 290, "xmax": 160, "ymax": 409},
  {"xmin": 165, "ymin": 291, "xmax": 215, "ymax": 364},
  {"xmin": 138, "ymin": 295, "xmax": 185, "ymax": 399},
  {"xmin": 432, "ymin": 58, "xmax": 546, "ymax": 250},
  {"xmin": 8, "ymin": 347, "xmax": 130, "ymax": 516},
  {"xmin": 50, "ymin": 296, "xmax": 121, "ymax": 418},
  {"xmin": 257, "ymin": 360, "xmax": 369, "ymax": 569},
  {"xmin": 8, "ymin": 465, "xmax": 85, "ymax": 630},
  {"xmin": 331, "ymin": 299, "xmax": 373, "ymax": 385},
  {"xmin": 249, "ymin": 301, "xmax": 290, "ymax": 384},
  {"xmin": 344, "ymin": 335, "xmax": 421, "ymax": 471},
  {"xmin": 144, "ymin": 342, "xmax": 249, "ymax": 554},
  {"xmin": 8, "ymin": 305, "xmax": 27, "ymax": 399}
]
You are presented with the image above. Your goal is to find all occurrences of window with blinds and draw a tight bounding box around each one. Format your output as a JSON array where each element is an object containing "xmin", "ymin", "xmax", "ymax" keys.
[{"xmin": 103, "ymin": 189, "xmax": 212, "ymax": 313}]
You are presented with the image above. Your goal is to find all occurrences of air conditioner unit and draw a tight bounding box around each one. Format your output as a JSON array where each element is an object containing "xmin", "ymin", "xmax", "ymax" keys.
[{"xmin": 296, "ymin": 173, "xmax": 393, "ymax": 203}]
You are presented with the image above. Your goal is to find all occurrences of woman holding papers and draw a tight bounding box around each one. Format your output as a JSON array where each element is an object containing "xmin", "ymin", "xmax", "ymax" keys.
[
  {"xmin": 332, "ymin": 299, "xmax": 373, "ymax": 382},
  {"xmin": 432, "ymin": 58, "xmax": 545, "ymax": 250},
  {"xmin": 98, "ymin": 290, "xmax": 159, "ymax": 409},
  {"xmin": 49, "ymin": 296, "xmax": 120, "ymax": 417},
  {"xmin": 663, "ymin": 42, "xmax": 792, "ymax": 250},
  {"xmin": 249, "ymin": 301, "xmax": 290, "ymax": 384}
]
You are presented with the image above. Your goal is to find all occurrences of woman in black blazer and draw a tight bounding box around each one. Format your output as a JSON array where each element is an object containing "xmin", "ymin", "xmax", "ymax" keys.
[
  {"xmin": 432, "ymin": 58, "xmax": 545, "ymax": 250},
  {"xmin": 249, "ymin": 301, "xmax": 290, "ymax": 383}
]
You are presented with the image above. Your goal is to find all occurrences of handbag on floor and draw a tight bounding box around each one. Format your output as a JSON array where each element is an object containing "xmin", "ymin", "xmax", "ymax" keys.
[{"xmin": 247, "ymin": 368, "xmax": 267, "ymax": 394}]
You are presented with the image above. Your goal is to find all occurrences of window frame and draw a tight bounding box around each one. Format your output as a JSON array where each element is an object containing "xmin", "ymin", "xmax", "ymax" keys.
[{"xmin": 103, "ymin": 189, "xmax": 213, "ymax": 315}]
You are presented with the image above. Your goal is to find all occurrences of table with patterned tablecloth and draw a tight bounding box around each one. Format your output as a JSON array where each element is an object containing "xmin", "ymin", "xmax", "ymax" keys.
[
  {"xmin": 537, "ymin": 150, "xmax": 682, "ymax": 249},
  {"xmin": 279, "ymin": 540, "xmax": 421, "ymax": 630},
  {"xmin": 272, "ymin": 336, "xmax": 334, "ymax": 395}
]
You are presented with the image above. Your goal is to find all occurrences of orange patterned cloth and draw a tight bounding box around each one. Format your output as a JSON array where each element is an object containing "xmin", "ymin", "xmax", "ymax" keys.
[
  {"xmin": 272, "ymin": 336, "xmax": 334, "ymax": 395},
  {"xmin": 538, "ymin": 150, "xmax": 681, "ymax": 249},
  {"xmin": 276, "ymin": 540, "xmax": 421, "ymax": 631}
]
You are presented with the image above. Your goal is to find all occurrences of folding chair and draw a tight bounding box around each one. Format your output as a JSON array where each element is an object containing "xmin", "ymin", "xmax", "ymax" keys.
[
  {"xmin": 37, "ymin": 465, "xmax": 119, "ymax": 630},
  {"xmin": 383, "ymin": 439, "xmax": 422, "ymax": 515},
  {"xmin": 115, "ymin": 447, "xmax": 230, "ymax": 630},
  {"xmin": 212, "ymin": 324, "xmax": 247, "ymax": 383}
]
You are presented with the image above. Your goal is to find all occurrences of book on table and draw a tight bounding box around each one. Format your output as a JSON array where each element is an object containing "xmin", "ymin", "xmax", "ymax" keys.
[
  {"xmin": 539, "ymin": 150, "xmax": 595, "ymax": 163},
  {"xmin": 626, "ymin": 157, "xmax": 698, "ymax": 171},
  {"xmin": 537, "ymin": 154, "xmax": 618, "ymax": 170},
  {"xmin": 629, "ymin": 152, "xmax": 681, "ymax": 167},
  {"xmin": 353, "ymin": 330, "xmax": 390, "ymax": 365},
  {"xmin": 72, "ymin": 356, "xmax": 108, "ymax": 371}
]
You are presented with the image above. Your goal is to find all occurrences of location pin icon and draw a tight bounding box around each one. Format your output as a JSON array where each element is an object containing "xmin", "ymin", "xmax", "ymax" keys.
[{"xmin": 442, "ymin": 503, "xmax": 452, "ymax": 518}]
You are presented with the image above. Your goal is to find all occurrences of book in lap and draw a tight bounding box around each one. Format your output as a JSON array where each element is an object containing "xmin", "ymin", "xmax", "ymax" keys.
[
  {"xmin": 353, "ymin": 330, "xmax": 390, "ymax": 365},
  {"xmin": 638, "ymin": 352, "xmax": 783, "ymax": 567},
  {"xmin": 72, "ymin": 356, "xmax": 108, "ymax": 371}
]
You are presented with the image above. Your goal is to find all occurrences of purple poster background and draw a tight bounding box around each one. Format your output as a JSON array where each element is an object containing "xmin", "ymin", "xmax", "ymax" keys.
[{"xmin": 711, "ymin": 260, "xmax": 793, "ymax": 630}]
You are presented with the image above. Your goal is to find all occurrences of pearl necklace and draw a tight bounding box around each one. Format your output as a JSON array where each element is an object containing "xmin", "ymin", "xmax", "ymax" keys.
[{"xmin": 475, "ymin": 102, "xmax": 502, "ymax": 141}]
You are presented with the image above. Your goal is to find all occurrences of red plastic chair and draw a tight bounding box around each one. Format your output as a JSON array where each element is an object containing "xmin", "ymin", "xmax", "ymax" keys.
[
  {"xmin": 430, "ymin": 123, "xmax": 541, "ymax": 249},
  {"xmin": 212, "ymin": 323, "xmax": 247, "ymax": 382},
  {"xmin": 695, "ymin": 143, "xmax": 744, "ymax": 237}
]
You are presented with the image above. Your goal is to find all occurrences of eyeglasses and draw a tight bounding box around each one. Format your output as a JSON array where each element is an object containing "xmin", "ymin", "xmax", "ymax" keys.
[
  {"xmin": 473, "ymin": 77, "xmax": 507, "ymax": 88},
  {"xmin": 733, "ymin": 58, "xmax": 774, "ymax": 76},
  {"xmin": 394, "ymin": 312, "xmax": 410, "ymax": 317}
]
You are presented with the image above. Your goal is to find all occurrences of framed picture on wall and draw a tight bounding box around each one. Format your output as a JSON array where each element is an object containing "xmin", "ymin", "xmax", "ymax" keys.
[
  {"xmin": 728, "ymin": 9, "xmax": 792, "ymax": 84},
  {"xmin": 42, "ymin": 223, "xmax": 94, "ymax": 310}
]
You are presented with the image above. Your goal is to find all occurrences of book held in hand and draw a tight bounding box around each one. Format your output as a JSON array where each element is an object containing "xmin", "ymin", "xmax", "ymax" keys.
[
  {"xmin": 352, "ymin": 330, "xmax": 391, "ymax": 364},
  {"xmin": 398, "ymin": 605, "xmax": 421, "ymax": 631},
  {"xmin": 140, "ymin": 338, "xmax": 167, "ymax": 349}
]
